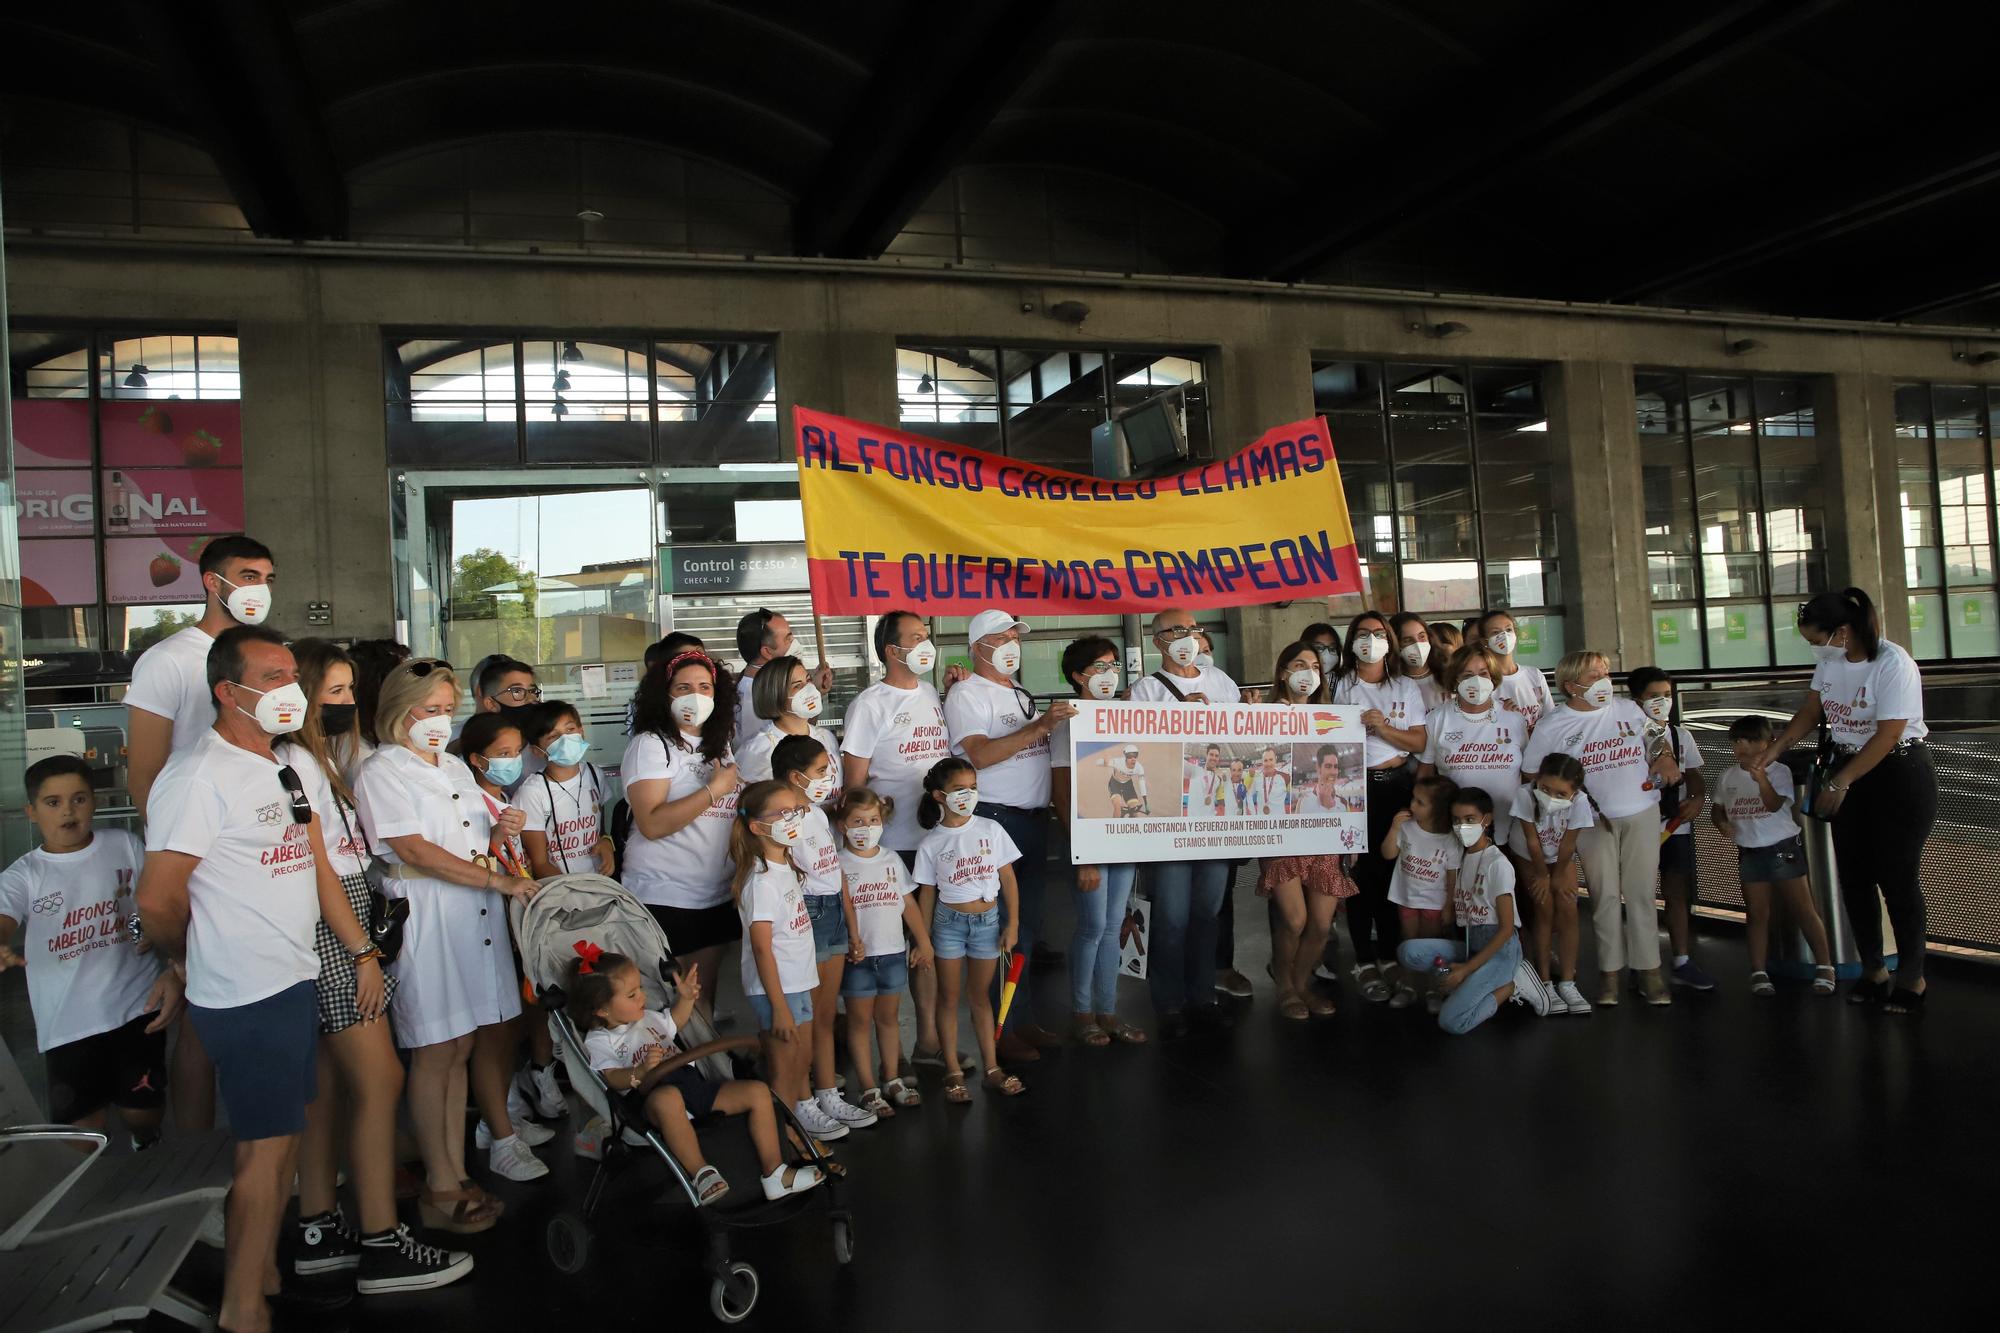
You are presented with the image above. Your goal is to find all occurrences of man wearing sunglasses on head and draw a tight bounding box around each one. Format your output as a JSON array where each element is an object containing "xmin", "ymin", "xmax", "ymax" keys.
[{"xmin": 139, "ymin": 625, "xmax": 366, "ymax": 1331}]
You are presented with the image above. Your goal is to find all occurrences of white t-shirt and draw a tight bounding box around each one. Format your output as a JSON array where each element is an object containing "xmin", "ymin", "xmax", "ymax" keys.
[
  {"xmin": 1420, "ymin": 703, "xmax": 1526, "ymax": 841},
  {"xmin": 584, "ymin": 1008, "xmax": 679, "ymax": 1073},
  {"xmin": 841, "ymin": 849, "xmax": 911, "ymax": 958},
  {"xmin": 735, "ymin": 722, "xmax": 842, "ymax": 787},
  {"xmin": 514, "ymin": 765, "xmax": 605, "ymax": 873},
  {"xmin": 1521, "ymin": 701, "xmax": 1656, "ymax": 819},
  {"xmin": 792, "ymin": 806, "xmax": 844, "ymax": 897},
  {"xmin": 1185, "ymin": 762, "xmax": 1224, "ymax": 816},
  {"xmin": 1244, "ymin": 768, "xmax": 1291, "ymax": 817},
  {"xmin": 1657, "ymin": 725, "xmax": 1702, "ymax": 839},
  {"xmin": 1408, "ymin": 673, "xmax": 1446, "ymax": 716},
  {"xmin": 1507, "ymin": 785, "xmax": 1596, "ymax": 864},
  {"xmin": 1128, "ymin": 665, "xmax": 1242, "ymax": 707},
  {"xmin": 737, "ymin": 859, "xmax": 817, "ymax": 997},
  {"xmin": 1453, "ymin": 844, "xmax": 1520, "ymax": 929},
  {"xmin": 146, "ymin": 732, "xmax": 323, "ymax": 1009},
  {"xmin": 734, "ymin": 672, "xmax": 760, "ymax": 750},
  {"xmin": 913, "ymin": 815, "xmax": 1020, "ymax": 906},
  {"xmin": 1715, "ymin": 764, "xmax": 1799, "ymax": 849},
  {"xmin": 944, "ymin": 674, "xmax": 1051, "ymax": 811},
  {"xmin": 0, "ymin": 832, "xmax": 161, "ymax": 1050},
  {"xmin": 1387, "ymin": 821, "xmax": 1460, "ymax": 910},
  {"xmin": 842, "ymin": 681, "xmax": 953, "ymax": 852},
  {"xmin": 124, "ymin": 626, "xmax": 217, "ymax": 753},
  {"xmin": 1332, "ymin": 673, "xmax": 1428, "ymax": 767},
  {"xmin": 1295, "ymin": 778, "xmax": 1364, "ymax": 813},
  {"xmin": 1811, "ymin": 641, "xmax": 1929, "ymax": 749},
  {"xmin": 1495, "ymin": 665, "xmax": 1556, "ymax": 733},
  {"xmin": 620, "ymin": 731, "xmax": 738, "ymax": 909},
  {"xmin": 276, "ymin": 744, "xmax": 367, "ymax": 879}
]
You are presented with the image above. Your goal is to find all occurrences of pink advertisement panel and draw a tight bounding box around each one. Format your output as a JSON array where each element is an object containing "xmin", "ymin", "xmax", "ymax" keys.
[
  {"xmin": 14, "ymin": 470, "xmax": 96, "ymax": 537},
  {"xmin": 105, "ymin": 534, "xmax": 221, "ymax": 605},
  {"xmin": 100, "ymin": 400, "xmax": 244, "ymax": 469},
  {"xmin": 101, "ymin": 467, "xmax": 246, "ymax": 535},
  {"xmin": 20, "ymin": 539, "xmax": 101, "ymax": 607},
  {"xmin": 9, "ymin": 399, "xmax": 93, "ymax": 468}
]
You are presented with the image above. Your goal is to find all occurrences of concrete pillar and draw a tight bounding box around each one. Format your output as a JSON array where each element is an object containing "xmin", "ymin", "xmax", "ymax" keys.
[
  {"xmin": 1545, "ymin": 360, "xmax": 1652, "ymax": 668},
  {"xmin": 774, "ymin": 325, "xmax": 898, "ymax": 439},
  {"xmin": 1819, "ymin": 373, "xmax": 1910, "ymax": 643}
]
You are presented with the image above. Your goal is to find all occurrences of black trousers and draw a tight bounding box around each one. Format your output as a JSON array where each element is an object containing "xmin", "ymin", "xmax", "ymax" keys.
[
  {"xmin": 1343, "ymin": 762, "xmax": 1415, "ymax": 967},
  {"xmin": 1829, "ymin": 744, "xmax": 1937, "ymax": 984}
]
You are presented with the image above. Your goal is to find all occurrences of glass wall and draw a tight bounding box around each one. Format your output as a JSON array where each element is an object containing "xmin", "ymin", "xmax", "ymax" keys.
[
  {"xmin": 1311, "ymin": 360, "xmax": 1564, "ymax": 667},
  {"xmin": 1636, "ymin": 373, "xmax": 1826, "ymax": 670},
  {"xmin": 1893, "ymin": 383, "xmax": 2000, "ymax": 659}
]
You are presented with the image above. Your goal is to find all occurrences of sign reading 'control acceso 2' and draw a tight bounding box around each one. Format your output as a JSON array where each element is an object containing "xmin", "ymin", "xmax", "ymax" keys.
[{"xmin": 662, "ymin": 542, "xmax": 810, "ymax": 595}]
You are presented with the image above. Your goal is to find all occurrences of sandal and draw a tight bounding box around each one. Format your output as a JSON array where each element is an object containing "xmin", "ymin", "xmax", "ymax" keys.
[
  {"xmin": 1074, "ymin": 1020, "xmax": 1112, "ymax": 1047},
  {"xmin": 691, "ymin": 1165, "xmax": 730, "ymax": 1206},
  {"xmin": 982, "ymin": 1067, "xmax": 1026, "ymax": 1097},
  {"xmin": 761, "ymin": 1162, "xmax": 823, "ymax": 1200},
  {"xmin": 1357, "ymin": 965, "xmax": 1390, "ymax": 1003},
  {"xmin": 782, "ymin": 1128, "xmax": 847, "ymax": 1176},
  {"xmin": 942, "ymin": 1072, "xmax": 971, "ymax": 1105},
  {"xmin": 417, "ymin": 1186, "xmax": 499, "ymax": 1234},
  {"xmin": 859, "ymin": 1087, "xmax": 894, "ymax": 1118},
  {"xmin": 459, "ymin": 1179, "xmax": 505, "ymax": 1218},
  {"xmin": 1100, "ymin": 1018, "xmax": 1148, "ymax": 1044},
  {"xmin": 1812, "ymin": 965, "xmax": 1837, "ymax": 995},
  {"xmin": 1848, "ymin": 975, "xmax": 1893, "ymax": 1006},
  {"xmin": 884, "ymin": 1077, "xmax": 923, "ymax": 1107},
  {"xmin": 1306, "ymin": 991, "xmax": 1337, "ymax": 1018},
  {"xmin": 1749, "ymin": 971, "xmax": 1776, "ymax": 996},
  {"xmin": 1278, "ymin": 993, "xmax": 1310, "ymax": 1022},
  {"xmin": 1884, "ymin": 986, "xmax": 1927, "ymax": 1015}
]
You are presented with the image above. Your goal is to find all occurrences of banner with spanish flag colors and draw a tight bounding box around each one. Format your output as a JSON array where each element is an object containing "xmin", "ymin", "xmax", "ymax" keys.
[{"xmin": 794, "ymin": 408, "xmax": 1362, "ymax": 616}]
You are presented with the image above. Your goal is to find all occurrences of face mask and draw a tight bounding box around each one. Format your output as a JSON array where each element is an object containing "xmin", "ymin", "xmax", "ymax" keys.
[
  {"xmin": 235, "ymin": 680, "xmax": 306, "ymax": 735},
  {"xmin": 803, "ymin": 773, "xmax": 837, "ymax": 804},
  {"xmin": 902, "ymin": 639, "xmax": 937, "ymax": 674},
  {"xmin": 986, "ymin": 641, "xmax": 1022, "ymax": 675},
  {"xmin": 845, "ymin": 824, "xmax": 883, "ymax": 852},
  {"xmin": 1457, "ymin": 675, "xmax": 1494, "ymax": 708},
  {"xmin": 1581, "ymin": 678, "xmax": 1614, "ymax": 708},
  {"xmin": 1400, "ymin": 641, "xmax": 1431, "ymax": 669},
  {"xmin": 1287, "ymin": 668, "xmax": 1322, "ymax": 698},
  {"xmin": 943, "ymin": 788, "xmax": 979, "ymax": 817},
  {"xmin": 1487, "ymin": 629, "xmax": 1517, "ymax": 656},
  {"xmin": 407, "ymin": 712, "xmax": 453, "ymax": 753},
  {"xmin": 1316, "ymin": 647, "xmax": 1338, "ymax": 674},
  {"xmin": 671, "ymin": 692, "xmax": 714, "ymax": 729},
  {"xmin": 217, "ymin": 575, "xmax": 272, "ymax": 626},
  {"xmin": 1641, "ymin": 696, "xmax": 1673, "ymax": 724},
  {"xmin": 1352, "ymin": 633, "xmax": 1389, "ymax": 665},
  {"xmin": 482, "ymin": 754, "xmax": 524, "ymax": 787},
  {"xmin": 1453, "ymin": 821, "xmax": 1485, "ymax": 848},
  {"xmin": 1164, "ymin": 635, "xmax": 1200, "ymax": 667},
  {"xmin": 1194, "ymin": 652, "xmax": 1215, "ymax": 671},
  {"xmin": 788, "ymin": 684, "xmax": 824, "ymax": 721},
  {"xmin": 1085, "ymin": 669, "xmax": 1120, "ymax": 700},
  {"xmin": 1810, "ymin": 639, "xmax": 1846, "ymax": 663},
  {"xmin": 317, "ymin": 702, "xmax": 356, "ymax": 736},
  {"xmin": 1534, "ymin": 788, "xmax": 1573, "ymax": 813},
  {"xmin": 546, "ymin": 733, "xmax": 589, "ymax": 766},
  {"xmin": 761, "ymin": 810, "xmax": 808, "ymax": 846}
]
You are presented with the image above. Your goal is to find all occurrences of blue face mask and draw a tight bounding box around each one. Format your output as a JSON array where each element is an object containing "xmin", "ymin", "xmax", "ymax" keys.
[
  {"xmin": 482, "ymin": 755, "xmax": 524, "ymax": 787},
  {"xmin": 545, "ymin": 733, "xmax": 589, "ymax": 767}
]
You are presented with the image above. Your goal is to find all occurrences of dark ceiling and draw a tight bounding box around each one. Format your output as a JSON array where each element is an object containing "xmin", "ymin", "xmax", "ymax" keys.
[{"xmin": 5, "ymin": 0, "xmax": 2000, "ymax": 326}]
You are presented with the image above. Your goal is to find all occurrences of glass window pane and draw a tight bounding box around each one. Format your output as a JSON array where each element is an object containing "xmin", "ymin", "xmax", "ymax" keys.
[
  {"xmin": 1312, "ymin": 361, "xmax": 1383, "ymax": 413},
  {"xmin": 1650, "ymin": 605, "xmax": 1704, "ymax": 670},
  {"xmin": 900, "ymin": 345, "xmax": 999, "ymax": 445},
  {"xmin": 98, "ymin": 333, "xmax": 240, "ymax": 401},
  {"xmin": 1385, "ymin": 365, "xmax": 1466, "ymax": 413},
  {"xmin": 1705, "ymin": 602, "xmax": 1771, "ymax": 668},
  {"xmin": 1510, "ymin": 613, "xmax": 1563, "ymax": 669},
  {"xmin": 1401, "ymin": 560, "xmax": 1479, "ymax": 614},
  {"xmin": 525, "ymin": 339, "xmax": 648, "ymax": 423},
  {"xmin": 1907, "ymin": 593, "xmax": 1948, "ymax": 661},
  {"xmin": 1773, "ymin": 613, "xmax": 1815, "ymax": 667},
  {"xmin": 1686, "ymin": 376, "xmax": 1753, "ymax": 428},
  {"xmin": 1948, "ymin": 589, "xmax": 1999, "ymax": 657},
  {"xmin": 1486, "ymin": 558, "xmax": 1555, "ymax": 608},
  {"xmin": 1470, "ymin": 366, "xmax": 1542, "ymax": 417}
]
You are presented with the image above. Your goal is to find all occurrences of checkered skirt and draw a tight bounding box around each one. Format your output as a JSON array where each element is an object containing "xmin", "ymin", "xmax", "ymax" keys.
[{"xmin": 314, "ymin": 870, "xmax": 399, "ymax": 1034}]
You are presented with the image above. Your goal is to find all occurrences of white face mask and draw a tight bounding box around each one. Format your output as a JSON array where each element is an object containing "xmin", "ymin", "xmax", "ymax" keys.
[
  {"xmin": 1194, "ymin": 652, "xmax": 1215, "ymax": 671},
  {"xmin": 1487, "ymin": 629, "xmax": 1517, "ymax": 656},
  {"xmin": 762, "ymin": 810, "xmax": 808, "ymax": 846},
  {"xmin": 219, "ymin": 575, "xmax": 272, "ymax": 626},
  {"xmin": 845, "ymin": 824, "xmax": 882, "ymax": 852},
  {"xmin": 1810, "ymin": 638, "xmax": 1846, "ymax": 663},
  {"xmin": 1453, "ymin": 821, "xmax": 1485, "ymax": 848},
  {"xmin": 1163, "ymin": 635, "xmax": 1200, "ymax": 667},
  {"xmin": 1580, "ymin": 678, "xmax": 1614, "ymax": 708},
  {"xmin": 788, "ymin": 683, "xmax": 823, "ymax": 721},
  {"xmin": 803, "ymin": 773, "xmax": 837, "ymax": 804},
  {"xmin": 234, "ymin": 680, "xmax": 306, "ymax": 735},
  {"xmin": 1287, "ymin": 667, "xmax": 1322, "ymax": 698},
  {"xmin": 1352, "ymin": 632, "xmax": 1389, "ymax": 665},
  {"xmin": 902, "ymin": 639, "xmax": 937, "ymax": 674},
  {"xmin": 1534, "ymin": 788, "xmax": 1574, "ymax": 813},
  {"xmin": 1316, "ymin": 646, "xmax": 1338, "ymax": 674},
  {"xmin": 985, "ymin": 641, "xmax": 1022, "ymax": 676},
  {"xmin": 671, "ymin": 692, "xmax": 714, "ymax": 730},
  {"xmin": 1457, "ymin": 675, "xmax": 1494, "ymax": 708},
  {"xmin": 1400, "ymin": 641, "xmax": 1431, "ymax": 669},
  {"xmin": 943, "ymin": 788, "xmax": 979, "ymax": 817},
  {"xmin": 407, "ymin": 712, "xmax": 453, "ymax": 753},
  {"xmin": 1085, "ymin": 669, "xmax": 1120, "ymax": 700},
  {"xmin": 1641, "ymin": 695, "xmax": 1674, "ymax": 723}
]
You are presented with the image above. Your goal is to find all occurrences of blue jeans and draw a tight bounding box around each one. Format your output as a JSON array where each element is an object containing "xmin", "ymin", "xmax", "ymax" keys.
[
  {"xmin": 1396, "ymin": 926, "xmax": 1521, "ymax": 1036},
  {"xmin": 1146, "ymin": 860, "xmax": 1230, "ymax": 1015},
  {"xmin": 1071, "ymin": 863, "xmax": 1136, "ymax": 1015},
  {"xmin": 979, "ymin": 802, "xmax": 1048, "ymax": 1033}
]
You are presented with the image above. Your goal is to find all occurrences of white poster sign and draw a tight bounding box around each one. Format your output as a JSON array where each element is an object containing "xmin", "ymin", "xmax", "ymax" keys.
[{"xmin": 1066, "ymin": 700, "xmax": 1368, "ymax": 864}]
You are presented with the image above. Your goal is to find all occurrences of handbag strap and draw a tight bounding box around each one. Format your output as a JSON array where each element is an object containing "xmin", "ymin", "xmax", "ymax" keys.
[{"xmin": 330, "ymin": 789, "xmax": 378, "ymax": 875}]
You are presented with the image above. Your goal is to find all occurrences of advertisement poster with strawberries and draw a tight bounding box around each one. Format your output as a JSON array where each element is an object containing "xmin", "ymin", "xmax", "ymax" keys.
[
  {"xmin": 9, "ymin": 399, "xmax": 94, "ymax": 468},
  {"xmin": 99, "ymin": 400, "xmax": 243, "ymax": 469},
  {"xmin": 13, "ymin": 470, "xmax": 97, "ymax": 537},
  {"xmin": 100, "ymin": 468, "xmax": 245, "ymax": 535},
  {"xmin": 20, "ymin": 539, "xmax": 100, "ymax": 607},
  {"xmin": 105, "ymin": 535, "xmax": 217, "ymax": 605}
]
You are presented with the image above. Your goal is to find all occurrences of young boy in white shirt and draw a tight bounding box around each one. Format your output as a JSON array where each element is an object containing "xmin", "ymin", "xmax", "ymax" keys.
[
  {"xmin": 0, "ymin": 756, "xmax": 182, "ymax": 1138},
  {"xmin": 1712, "ymin": 716, "xmax": 1837, "ymax": 997}
]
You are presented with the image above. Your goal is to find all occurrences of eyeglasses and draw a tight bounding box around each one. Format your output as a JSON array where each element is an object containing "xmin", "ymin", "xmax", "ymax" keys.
[
  {"xmin": 493, "ymin": 684, "xmax": 543, "ymax": 703},
  {"xmin": 275, "ymin": 765, "xmax": 312, "ymax": 825},
  {"xmin": 407, "ymin": 658, "xmax": 453, "ymax": 678},
  {"xmin": 1155, "ymin": 626, "xmax": 1199, "ymax": 642}
]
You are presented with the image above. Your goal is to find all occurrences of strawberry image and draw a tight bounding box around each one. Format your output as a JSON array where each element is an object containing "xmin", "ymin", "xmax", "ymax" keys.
[
  {"xmin": 181, "ymin": 429, "xmax": 223, "ymax": 467},
  {"xmin": 138, "ymin": 406, "xmax": 174, "ymax": 435},
  {"xmin": 149, "ymin": 552, "xmax": 182, "ymax": 587}
]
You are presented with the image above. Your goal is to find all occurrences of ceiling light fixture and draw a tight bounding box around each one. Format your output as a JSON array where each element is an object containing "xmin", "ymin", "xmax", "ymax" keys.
[
  {"xmin": 917, "ymin": 373, "xmax": 935, "ymax": 394},
  {"xmin": 561, "ymin": 340, "xmax": 583, "ymax": 364},
  {"xmin": 1726, "ymin": 337, "xmax": 1764, "ymax": 356},
  {"xmin": 1954, "ymin": 348, "xmax": 2000, "ymax": 366},
  {"xmin": 1707, "ymin": 398, "xmax": 1722, "ymax": 412},
  {"xmin": 124, "ymin": 363, "xmax": 149, "ymax": 388},
  {"xmin": 576, "ymin": 208, "xmax": 604, "ymax": 223},
  {"xmin": 551, "ymin": 394, "xmax": 569, "ymax": 419},
  {"xmin": 1427, "ymin": 320, "xmax": 1472, "ymax": 339},
  {"xmin": 553, "ymin": 370, "xmax": 572, "ymax": 392}
]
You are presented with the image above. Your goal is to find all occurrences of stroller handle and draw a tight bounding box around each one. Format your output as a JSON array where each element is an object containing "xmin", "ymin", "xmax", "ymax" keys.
[{"xmin": 642, "ymin": 1035, "xmax": 761, "ymax": 1081}]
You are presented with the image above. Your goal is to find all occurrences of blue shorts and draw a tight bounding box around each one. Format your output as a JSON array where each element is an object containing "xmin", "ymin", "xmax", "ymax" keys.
[
  {"xmin": 805, "ymin": 893, "xmax": 849, "ymax": 964},
  {"xmin": 1738, "ymin": 835, "xmax": 1807, "ymax": 885},
  {"xmin": 187, "ymin": 980, "xmax": 318, "ymax": 1141},
  {"xmin": 1660, "ymin": 831, "xmax": 1696, "ymax": 879},
  {"xmin": 931, "ymin": 901, "xmax": 1002, "ymax": 960},
  {"xmin": 748, "ymin": 989, "xmax": 815, "ymax": 1030},
  {"xmin": 841, "ymin": 951, "xmax": 910, "ymax": 998}
]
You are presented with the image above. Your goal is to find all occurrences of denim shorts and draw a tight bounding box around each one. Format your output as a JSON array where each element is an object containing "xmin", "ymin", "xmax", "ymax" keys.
[
  {"xmin": 187, "ymin": 980, "xmax": 318, "ymax": 1141},
  {"xmin": 1738, "ymin": 835, "xmax": 1807, "ymax": 885},
  {"xmin": 931, "ymin": 901, "xmax": 1002, "ymax": 960},
  {"xmin": 748, "ymin": 988, "xmax": 815, "ymax": 1030},
  {"xmin": 841, "ymin": 950, "xmax": 910, "ymax": 998},
  {"xmin": 804, "ymin": 892, "xmax": 849, "ymax": 963}
]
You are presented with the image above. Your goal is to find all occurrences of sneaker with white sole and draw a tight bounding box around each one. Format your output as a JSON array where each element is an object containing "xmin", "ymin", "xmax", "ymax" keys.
[
  {"xmin": 1510, "ymin": 959, "xmax": 1551, "ymax": 1016},
  {"xmin": 1424, "ymin": 991, "xmax": 1444, "ymax": 1015},
  {"xmin": 476, "ymin": 1116, "xmax": 554, "ymax": 1149},
  {"xmin": 356, "ymin": 1225, "xmax": 473, "ymax": 1294},
  {"xmin": 816, "ymin": 1089, "xmax": 878, "ymax": 1128},
  {"xmin": 792, "ymin": 1098, "xmax": 849, "ymax": 1141},
  {"xmin": 294, "ymin": 1208, "xmax": 361, "ymax": 1276},
  {"xmin": 507, "ymin": 1083, "xmax": 549, "ymax": 1134},
  {"xmin": 1557, "ymin": 980, "xmax": 1592, "ymax": 1014},
  {"xmin": 486, "ymin": 1134, "xmax": 550, "ymax": 1182},
  {"xmin": 518, "ymin": 1064, "xmax": 567, "ymax": 1120},
  {"xmin": 1543, "ymin": 981, "xmax": 1571, "ymax": 1016},
  {"xmin": 1313, "ymin": 963, "xmax": 1342, "ymax": 984}
]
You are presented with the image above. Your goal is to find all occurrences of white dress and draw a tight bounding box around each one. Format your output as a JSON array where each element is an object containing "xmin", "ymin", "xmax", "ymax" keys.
[{"xmin": 355, "ymin": 744, "xmax": 522, "ymax": 1048}]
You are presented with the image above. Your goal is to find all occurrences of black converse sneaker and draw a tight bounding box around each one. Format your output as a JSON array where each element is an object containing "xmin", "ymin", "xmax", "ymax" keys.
[
  {"xmin": 356, "ymin": 1225, "xmax": 475, "ymax": 1294},
  {"xmin": 294, "ymin": 1208, "xmax": 361, "ymax": 1275}
]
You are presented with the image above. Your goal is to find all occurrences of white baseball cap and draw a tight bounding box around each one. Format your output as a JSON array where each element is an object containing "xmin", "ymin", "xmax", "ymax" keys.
[{"xmin": 966, "ymin": 608, "xmax": 1029, "ymax": 648}]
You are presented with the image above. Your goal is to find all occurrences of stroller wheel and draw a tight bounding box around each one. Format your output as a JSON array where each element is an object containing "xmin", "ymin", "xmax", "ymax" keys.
[
  {"xmin": 545, "ymin": 1212, "xmax": 590, "ymax": 1275},
  {"xmin": 709, "ymin": 1261, "xmax": 759, "ymax": 1324},
  {"xmin": 831, "ymin": 1215, "xmax": 856, "ymax": 1265}
]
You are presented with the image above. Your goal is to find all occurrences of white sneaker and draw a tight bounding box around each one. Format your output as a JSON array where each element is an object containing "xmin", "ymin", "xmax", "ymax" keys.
[
  {"xmin": 475, "ymin": 1116, "xmax": 554, "ymax": 1149},
  {"xmin": 816, "ymin": 1089, "xmax": 878, "ymax": 1128},
  {"xmin": 1544, "ymin": 980, "xmax": 1571, "ymax": 1015},
  {"xmin": 1557, "ymin": 980, "xmax": 1592, "ymax": 1014},
  {"xmin": 519, "ymin": 1064, "xmax": 567, "ymax": 1119},
  {"xmin": 506, "ymin": 1083, "xmax": 547, "ymax": 1134},
  {"xmin": 792, "ymin": 1098, "xmax": 849, "ymax": 1141},
  {"xmin": 1313, "ymin": 963, "xmax": 1341, "ymax": 984},
  {"xmin": 486, "ymin": 1134, "xmax": 549, "ymax": 1182},
  {"xmin": 1510, "ymin": 959, "xmax": 1551, "ymax": 1016}
]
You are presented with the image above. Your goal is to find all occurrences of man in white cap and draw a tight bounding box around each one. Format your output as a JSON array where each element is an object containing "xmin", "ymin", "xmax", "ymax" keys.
[{"xmin": 942, "ymin": 609, "xmax": 1076, "ymax": 1064}]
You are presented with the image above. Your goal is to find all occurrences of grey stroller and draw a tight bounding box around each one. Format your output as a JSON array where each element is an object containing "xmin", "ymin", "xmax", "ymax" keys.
[{"xmin": 511, "ymin": 873, "xmax": 853, "ymax": 1323}]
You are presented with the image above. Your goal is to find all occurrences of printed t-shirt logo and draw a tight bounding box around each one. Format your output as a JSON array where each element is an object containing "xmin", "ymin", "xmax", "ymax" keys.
[
  {"xmin": 32, "ymin": 891, "xmax": 65, "ymax": 915},
  {"xmin": 255, "ymin": 800, "xmax": 285, "ymax": 825}
]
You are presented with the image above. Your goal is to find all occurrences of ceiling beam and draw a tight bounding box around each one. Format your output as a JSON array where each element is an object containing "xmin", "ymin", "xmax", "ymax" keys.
[{"xmin": 793, "ymin": 0, "xmax": 1070, "ymax": 259}]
